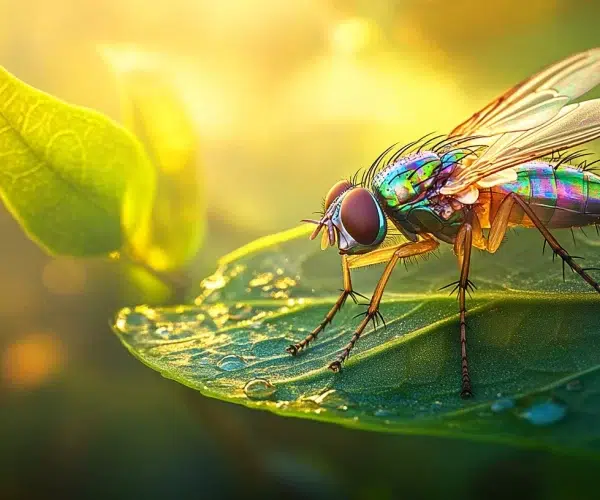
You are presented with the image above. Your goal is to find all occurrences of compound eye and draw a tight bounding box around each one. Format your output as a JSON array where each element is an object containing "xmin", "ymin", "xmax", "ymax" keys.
[
  {"xmin": 340, "ymin": 188, "xmax": 381, "ymax": 245},
  {"xmin": 324, "ymin": 180, "xmax": 353, "ymax": 210}
]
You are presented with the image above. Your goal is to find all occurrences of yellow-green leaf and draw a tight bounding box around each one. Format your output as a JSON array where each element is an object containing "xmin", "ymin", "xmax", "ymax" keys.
[
  {"xmin": 101, "ymin": 45, "xmax": 205, "ymax": 272},
  {"xmin": 0, "ymin": 65, "xmax": 155, "ymax": 256}
]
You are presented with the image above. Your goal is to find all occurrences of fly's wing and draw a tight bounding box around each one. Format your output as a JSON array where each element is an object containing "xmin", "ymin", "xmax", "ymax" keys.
[
  {"xmin": 440, "ymin": 48, "xmax": 600, "ymax": 195},
  {"xmin": 441, "ymin": 98, "xmax": 600, "ymax": 195},
  {"xmin": 450, "ymin": 48, "xmax": 600, "ymax": 138}
]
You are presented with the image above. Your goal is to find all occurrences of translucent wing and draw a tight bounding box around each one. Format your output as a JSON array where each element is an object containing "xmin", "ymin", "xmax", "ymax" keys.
[
  {"xmin": 450, "ymin": 48, "xmax": 600, "ymax": 138},
  {"xmin": 441, "ymin": 99, "xmax": 600, "ymax": 195},
  {"xmin": 440, "ymin": 48, "xmax": 600, "ymax": 195}
]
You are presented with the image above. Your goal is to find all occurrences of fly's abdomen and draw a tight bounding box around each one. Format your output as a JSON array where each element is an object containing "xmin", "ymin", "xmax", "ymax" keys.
[{"xmin": 484, "ymin": 162, "xmax": 600, "ymax": 229}]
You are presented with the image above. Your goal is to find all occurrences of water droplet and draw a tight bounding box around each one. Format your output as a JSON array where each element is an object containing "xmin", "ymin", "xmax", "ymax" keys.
[
  {"xmin": 243, "ymin": 378, "xmax": 277, "ymax": 400},
  {"xmin": 519, "ymin": 399, "xmax": 567, "ymax": 426},
  {"xmin": 114, "ymin": 307, "xmax": 153, "ymax": 332},
  {"xmin": 491, "ymin": 397, "xmax": 516, "ymax": 413},
  {"xmin": 273, "ymin": 277, "xmax": 297, "ymax": 290},
  {"xmin": 206, "ymin": 303, "xmax": 230, "ymax": 328},
  {"xmin": 153, "ymin": 326, "xmax": 171, "ymax": 339},
  {"xmin": 201, "ymin": 272, "xmax": 227, "ymax": 291},
  {"xmin": 249, "ymin": 272, "xmax": 274, "ymax": 288},
  {"xmin": 566, "ymin": 379, "xmax": 583, "ymax": 392},
  {"xmin": 217, "ymin": 354, "xmax": 247, "ymax": 371},
  {"xmin": 303, "ymin": 389, "xmax": 352, "ymax": 411}
]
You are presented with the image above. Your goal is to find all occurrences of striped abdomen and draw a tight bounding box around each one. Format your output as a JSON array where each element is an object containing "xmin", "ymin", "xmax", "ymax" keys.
[{"xmin": 478, "ymin": 162, "xmax": 600, "ymax": 229}]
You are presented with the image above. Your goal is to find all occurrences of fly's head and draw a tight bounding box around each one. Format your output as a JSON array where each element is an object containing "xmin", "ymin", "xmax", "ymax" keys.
[{"xmin": 303, "ymin": 180, "xmax": 387, "ymax": 255}]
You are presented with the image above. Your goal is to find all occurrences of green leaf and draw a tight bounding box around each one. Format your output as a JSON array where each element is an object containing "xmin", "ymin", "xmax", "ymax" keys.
[
  {"xmin": 100, "ymin": 45, "xmax": 205, "ymax": 272},
  {"xmin": 113, "ymin": 224, "xmax": 600, "ymax": 454},
  {"xmin": 0, "ymin": 65, "xmax": 155, "ymax": 256}
]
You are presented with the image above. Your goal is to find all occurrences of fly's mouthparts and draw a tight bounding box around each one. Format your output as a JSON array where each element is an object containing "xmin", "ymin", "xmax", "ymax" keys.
[
  {"xmin": 301, "ymin": 218, "xmax": 325, "ymax": 240},
  {"xmin": 302, "ymin": 217, "xmax": 335, "ymax": 244}
]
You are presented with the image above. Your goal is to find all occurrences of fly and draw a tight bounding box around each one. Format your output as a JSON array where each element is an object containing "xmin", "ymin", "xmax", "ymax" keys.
[{"xmin": 287, "ymin": 48, "xmax": 600, "ymax": 398}]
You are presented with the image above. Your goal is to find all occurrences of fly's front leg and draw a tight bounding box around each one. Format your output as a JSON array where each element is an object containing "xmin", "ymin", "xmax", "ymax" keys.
[
  {"xmin": 286, "ymin": 256, "xmax": 365, "ymax": 356},
  {"xmin": 328, "ymin": 237, "xmax": 439, "ymax": 371}
]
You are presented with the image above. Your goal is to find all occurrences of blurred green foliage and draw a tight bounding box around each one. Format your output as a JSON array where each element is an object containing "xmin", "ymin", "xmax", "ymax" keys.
[{"xmin": 101, "ymin": 46, "xmax": 206, "ymax": 273}]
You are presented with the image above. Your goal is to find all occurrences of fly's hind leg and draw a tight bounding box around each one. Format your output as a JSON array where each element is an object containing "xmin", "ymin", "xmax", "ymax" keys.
[
  {"xmin": 328, "ymin": 237, "xmax": 439, "ymax": 371},
  {"xmin": 511, "ymin": 194, "xmax": 600, "ymax": 293},
  {"xmin": 286, "ymin": 256, "xmax": 366, "ymax": 356}
]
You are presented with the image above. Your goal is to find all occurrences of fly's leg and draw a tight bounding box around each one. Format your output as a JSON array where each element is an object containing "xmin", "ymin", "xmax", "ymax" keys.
[
  {"xmin": 286, "ymin": 256, "xmax": 365, "ymax": 356},
  {"xmin": 511, "ymin": 194, "xmax": 600, "ymax": 293},
  {"xmin": 328, "ymin": 238, "xmax": 439, "ymax": 371},
  {"xmin": 448, "ymin": 209, "xmax": 476, "ymax": 399}
]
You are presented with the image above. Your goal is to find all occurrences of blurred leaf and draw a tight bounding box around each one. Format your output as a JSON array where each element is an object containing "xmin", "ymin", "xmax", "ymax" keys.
[
  {"xmin": 0, "ymin": 65, "xmax": 155, "ymax": 256},
  {"xmin": 113, "ymin": 224, "xmax": 600, "ymax": 454},
  {"xmin": 101, "ymin": 45, "xmax": 205, "ymax": 272}
]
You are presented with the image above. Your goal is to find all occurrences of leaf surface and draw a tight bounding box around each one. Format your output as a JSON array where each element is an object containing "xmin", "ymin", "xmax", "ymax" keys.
[{"xmin": 114, "ymin": 224, "xmax": 600, "ymax": 453}]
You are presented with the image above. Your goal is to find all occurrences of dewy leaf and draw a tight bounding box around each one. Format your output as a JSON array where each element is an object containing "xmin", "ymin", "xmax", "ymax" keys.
[
  {"xmin": 0, "ymin": 65, "xmax": 155, "ymax": 256},
  {"xmin": 114, "ymin": 224, "xmax": 600, "ymax": 454},
  {"xmin": 100, "ymin": 45, "xmax": 205, "ymax": 272}
]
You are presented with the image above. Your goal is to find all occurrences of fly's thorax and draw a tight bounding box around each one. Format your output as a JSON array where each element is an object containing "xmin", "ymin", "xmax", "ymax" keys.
[{"xmin": 372, "ymin": 151, "xmax": 443, "ymax": 210}]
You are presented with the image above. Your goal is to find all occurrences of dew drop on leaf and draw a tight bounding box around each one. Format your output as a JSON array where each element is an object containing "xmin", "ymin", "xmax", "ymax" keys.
[
  {"xmin": 303, "ymin": 389, "xmax": 353, "ymax": 411},
  {"xmin": 114, "ymin": 307, "xmax": 153, "ymax": 333},
  {"xmin": 491, "ymin": 397, "xmax": 516, "ymax": 413},
  {"xmin": 201, "ymin": 272, "xmax": 227, "ymax": 291},
  {"xmin": 153, "ymin": 326, "xmax": 171, "ymax": 339},
  {"xmin": 243, "ymin": 378, "xmax": 277, "ymax": 400},
  {"xmin": 519, "ymin": 399, "xmax": 567, "ymax": 426},
  {"xmin": 249, "ymin": 272, "xmax": 274, "ymax": 288},
  {"xmin": 217, "ymin": 355, "xmax": 247, "ymax": 371}
]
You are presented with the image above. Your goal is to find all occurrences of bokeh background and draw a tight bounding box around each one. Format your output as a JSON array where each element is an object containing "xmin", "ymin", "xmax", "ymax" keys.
[{"xmin": 2, "ymin": 0, "xmax": 600, "ymax": 498}]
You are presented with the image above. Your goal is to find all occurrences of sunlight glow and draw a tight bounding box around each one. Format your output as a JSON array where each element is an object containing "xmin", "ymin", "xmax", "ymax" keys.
[
  {"xmin": 2, "ymin": 333, "xmax": 65, "ymax": 390},
  {"xmin": 330, "ymin": 18, "xmax": 373, "ymax": 56}
]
